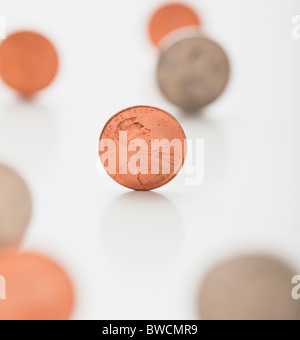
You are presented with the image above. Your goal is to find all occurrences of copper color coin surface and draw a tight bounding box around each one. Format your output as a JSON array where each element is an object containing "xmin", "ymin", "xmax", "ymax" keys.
[
  {"xmin": 199, "ymin": 255, "xmax": 300, "ymax": 320},
  {"xmin": 149, "ymin": 3, "xmax": 201, "ymax": 47},
  {"xmin": 0, "ymin": 251, "xmax": 74, "ymax": 320},
  {"xmin": 157, "ymin": 36, "xmax": 230, "ymax": 111},
  {"xmin": 0, "ymin": 165, "xmax": 31, "ymax": 247},
  {"xmin": 99, "ymin": 106, "xmax": 186, "ymax": 191},
  {"xmin": 0, "ymin": 31, "xmax": 58, "ymax": 95}
]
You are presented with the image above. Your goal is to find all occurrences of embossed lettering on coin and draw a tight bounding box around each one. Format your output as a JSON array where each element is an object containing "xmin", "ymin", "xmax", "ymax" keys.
[{"xmin": 99, "ymin": 106, "xmax": 186, "ymax": 191}]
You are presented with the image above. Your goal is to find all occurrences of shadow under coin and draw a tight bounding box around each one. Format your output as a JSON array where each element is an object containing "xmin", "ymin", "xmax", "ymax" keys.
[
  {"xmin": 0, "ymin": 101, "xmax": 59, "ymax": 166},
  {"xmin": 179, "ymin": 108, "xmax": 206, "ymax": 118},
  {"xmin": 100, "ymin": 192, "xmax": 184, "ymax": 262}
]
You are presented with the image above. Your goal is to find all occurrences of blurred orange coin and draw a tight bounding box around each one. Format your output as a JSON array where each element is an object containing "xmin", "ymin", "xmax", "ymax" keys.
[
  {"xmin": 149, "ymin": 3, "xmax": 201, "ymax": 47},
  {"xmin": 0, "ymin": 31, "xmax": 58, "ymax": 95},
  {"xmin": 0, "ymin": 251, "xmax": 74, "ymax": 320}
]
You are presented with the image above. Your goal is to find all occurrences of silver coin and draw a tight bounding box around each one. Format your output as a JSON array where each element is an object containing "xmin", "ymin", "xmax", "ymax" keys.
[
  {"xmin": 0, "ymin": 164, "xmax": 32, "ymax": 246},
  {"xmin": 157, "ymin": 36, "xmax": 230, "ymax": 111},
  {"xmin": 199, "ymin": 255, "xmax": 300, "ymax": 320}
]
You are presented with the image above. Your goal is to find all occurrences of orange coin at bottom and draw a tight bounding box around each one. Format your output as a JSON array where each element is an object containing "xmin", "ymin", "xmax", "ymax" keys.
[
  {"xmin": 0, "ymin": 252, "xmax": 74, "ymax": 320},
  {"xmin": 0, "ymin": 31, "xmax": 58, "ymax": 95}
]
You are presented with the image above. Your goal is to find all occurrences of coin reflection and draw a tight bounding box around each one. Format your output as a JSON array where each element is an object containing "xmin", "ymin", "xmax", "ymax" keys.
[
  {"xmin": 100, "ymin": 192, "xmax": 183, "ymax": 261},
  {"xmin": 0, "ymin": 101, "xmax": 59, "ymax": 165}
]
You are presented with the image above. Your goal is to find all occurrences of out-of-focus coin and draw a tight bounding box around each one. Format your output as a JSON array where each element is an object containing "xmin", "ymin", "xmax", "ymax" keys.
[
  {"xmin": 0, "ymin": 165, "xmax": 31, "ymax": 247},
  {"xmin": 157, "ymin": 36, "xmax": 230, "ymax": 111},
  {"xmin": 149, "ymin": 3, "xmax": 201, "ymax": 47},
  {"xmin": 99, "ymin": 106, "xmax": 186, "ymax": 191},
  {"xmin": 0, "ymin": 251, "xmax": 75, "ymax": 320},
  {"xmin": 0, "ymin": 31, "xmax": 58, "ymax": 95},
  {"xmin": 199, "ymin": 255, "xmax": 300, "ymax": 320}
]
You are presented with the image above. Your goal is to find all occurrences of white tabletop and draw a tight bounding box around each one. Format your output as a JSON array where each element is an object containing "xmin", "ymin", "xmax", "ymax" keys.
[{"xmin": 0, "ymin": 0, "xmax": 299, "ymax": 320}]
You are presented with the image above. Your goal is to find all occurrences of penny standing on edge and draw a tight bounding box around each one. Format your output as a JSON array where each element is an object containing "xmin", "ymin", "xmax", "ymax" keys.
[
  {"xmin": 99, "ymin": 106, "xmax": 186, "ymax": 191},
  {"xmin": 157, "ymin": 36, "xmax": 230, "ymax": 111}
]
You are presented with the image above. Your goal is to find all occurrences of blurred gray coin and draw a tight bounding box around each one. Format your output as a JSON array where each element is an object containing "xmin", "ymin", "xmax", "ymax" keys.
[
  {"xmin": 0, "ymin": 164, "xmax": 31, "ymax": 246},
  {"xmin": 157, "ymin": 36, "xmax": 230, "ymax": 111},
  {"xmin": 199, "ymin": 255, "xmax": 300, "ymax": 320}
]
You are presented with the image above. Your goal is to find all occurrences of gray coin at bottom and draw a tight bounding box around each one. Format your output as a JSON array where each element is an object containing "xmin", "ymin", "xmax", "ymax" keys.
[
  {"xmin": 199, "ymin": 255, "xmax": 300, "ymax": 320},
  {"xmin": 0, "ymin": 164, "xmax": 32, "ymax": 247},
  {"xmin": 157, "ymin": 36, "xmax": 230, "ymax": 111}
]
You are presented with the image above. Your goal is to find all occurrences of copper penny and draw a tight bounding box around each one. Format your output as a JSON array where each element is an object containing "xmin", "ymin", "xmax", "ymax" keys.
[
  {"xmin": 0, "ymin": 31, "xmax": 58, "ymax": 95},
  {"xmin": 0, "ymin": 164, "xmax": 31, "ymax": 248},
  {"xmin": 149, "ymin": 3, "xmax": 201, "ymax": 47},
  {"xmin": 157, "ymin": 36, "xmax": 230, "ymax": 111},
  {"xmin": 99, "ymin": 106, "xmax": 186, "ymax": 191},
  {"xmin": 0, "ymin": 251, "xmax": 74, "ymax": 320},
  {"xmin": 199, "ymin": 255, "xmax": 300, "ymax": 320}
]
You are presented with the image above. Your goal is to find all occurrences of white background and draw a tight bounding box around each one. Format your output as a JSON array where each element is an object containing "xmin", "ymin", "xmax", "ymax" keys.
[{"xmin": 0, "ymin": 0, "xmax": 299, "ymax": 320}]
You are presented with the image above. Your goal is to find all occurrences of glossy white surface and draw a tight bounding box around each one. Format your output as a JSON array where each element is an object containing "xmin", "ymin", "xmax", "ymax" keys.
[{"xmin": 0, "ymin": 0, "xmax": 299, "ymax": 320}]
